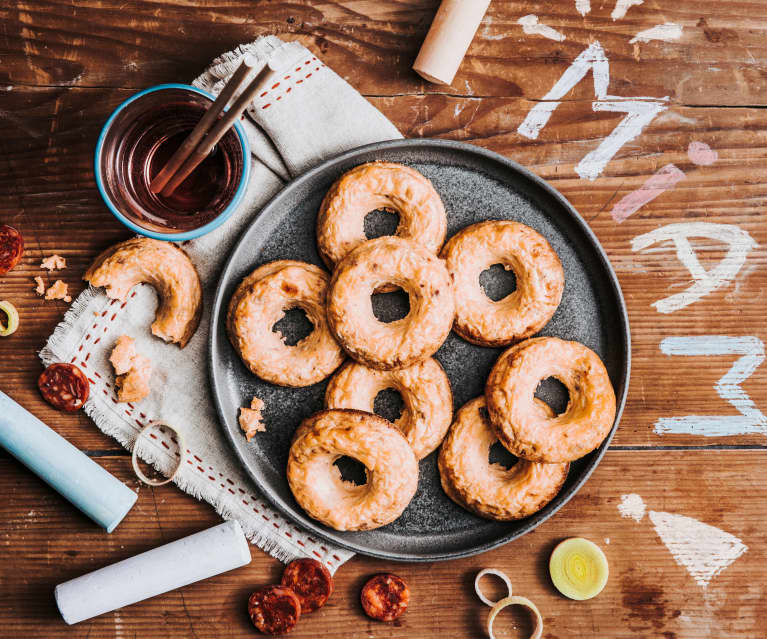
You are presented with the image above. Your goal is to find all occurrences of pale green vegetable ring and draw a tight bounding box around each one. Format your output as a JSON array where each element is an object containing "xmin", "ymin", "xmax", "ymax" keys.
[
  {"xmin": 549, "ymin": 537, "xmax": 609, "ymax": 600},
  {"xmin": 486, "ymin": 595, "xmax": 543, "ymax": 639},
  {"xmin": 0, "ymin": 300, "xmax": 19, "ymax": 337}
]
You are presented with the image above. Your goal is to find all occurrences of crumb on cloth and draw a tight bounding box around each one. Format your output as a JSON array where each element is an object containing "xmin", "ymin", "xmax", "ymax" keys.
[
  {"xmin": 239, "ymin": 396, "xmax": 266, "ymax": 441},
  {"xmin": 109, "ymin": 335, "xmax": 137, "ymax": 375},
  {"xmin": 41, "ymin": 254, "xmax": 66, "ymax": 271},
  {"xmin": 116, "ymin": 355, "xmax": 152, "ymax": 403},
  {"xmin": 109, "ymin": 335, "xmax": 152, "ymax": 402},
  {"xmin": 34, "ymin": 276, "xmax": 45, "ymax": 296}
]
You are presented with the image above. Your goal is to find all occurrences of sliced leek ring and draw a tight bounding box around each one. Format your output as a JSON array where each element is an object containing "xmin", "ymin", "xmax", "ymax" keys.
[
  {"xmin": 487, "ymin": 595, "xmax": 543, "ymax": 639},
  {"xmin": 549, "ymin": 537, "xmax": 608, "ymax": 600},
  {"xmin": 0, "ymin": 300, "xmax": 19, "ymax": 337},
  {"xmin": 474, "ymin": 568, "xmax": 513, "ymax": 607}
]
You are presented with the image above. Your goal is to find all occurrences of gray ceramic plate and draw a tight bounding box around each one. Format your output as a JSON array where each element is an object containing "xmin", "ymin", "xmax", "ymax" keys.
[{"xmin": 209, "ymin": 139, "xmax": 630, "ymax": 561}]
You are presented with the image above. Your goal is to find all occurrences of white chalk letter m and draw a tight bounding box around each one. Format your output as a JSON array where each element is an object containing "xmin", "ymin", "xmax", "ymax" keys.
[{"xmin": 655, "ymin": 336, "xmax": 767, "ymax": 437}]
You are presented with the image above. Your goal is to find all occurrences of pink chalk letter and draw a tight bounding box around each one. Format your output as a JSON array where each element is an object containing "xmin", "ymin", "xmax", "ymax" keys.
[
  {"xmin": 687, "ymin": 141, "xmax": 718, "ymax": 166},
  {"xmin": 610, "ymin": 164, "xmax": 686, "ymax": 223}
]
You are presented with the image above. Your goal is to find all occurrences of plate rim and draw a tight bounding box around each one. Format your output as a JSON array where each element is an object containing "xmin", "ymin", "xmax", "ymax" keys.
[{"xmin": 208, "ymin": 138, "xmax": 631, "ymax": 562}]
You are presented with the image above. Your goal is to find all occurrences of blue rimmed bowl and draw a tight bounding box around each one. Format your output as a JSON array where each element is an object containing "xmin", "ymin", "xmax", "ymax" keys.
[{"xmin": 95, "ymin": 83, "xmax": 250, "ymax": 242}]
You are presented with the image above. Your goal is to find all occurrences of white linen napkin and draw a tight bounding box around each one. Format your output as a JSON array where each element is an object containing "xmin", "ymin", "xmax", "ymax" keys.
[{"xmin": 41, "ymin": 35, "xmax": 402, "ymax": 571}]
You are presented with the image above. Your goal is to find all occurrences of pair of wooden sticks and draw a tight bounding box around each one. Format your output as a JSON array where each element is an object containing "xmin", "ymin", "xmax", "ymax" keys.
[{"xmin": 150, "ymin": 43, "xmax": 301, "ymax": 198}]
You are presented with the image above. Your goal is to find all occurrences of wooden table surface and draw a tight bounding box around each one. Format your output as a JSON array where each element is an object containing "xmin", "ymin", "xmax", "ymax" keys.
[{"xmin": 1, "ymin": 1, "xmax": 765, "ymax": 637}]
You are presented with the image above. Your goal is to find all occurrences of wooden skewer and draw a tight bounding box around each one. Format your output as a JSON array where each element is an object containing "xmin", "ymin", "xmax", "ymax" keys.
[
  {"xmin": 159, "ymin": 63, "xmax": 275, "ymax": 198},
  {"xmin": 148, "ymin": 54, "xmax": 257, "ymax": 195}
]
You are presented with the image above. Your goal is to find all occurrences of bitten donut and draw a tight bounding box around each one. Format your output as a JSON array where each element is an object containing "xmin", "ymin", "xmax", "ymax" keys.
[
  {"xmin": 287, "ymin": 409, "xmax": 418, "ymax": 531},
  {"xmin": 324, "ymin": 358, "xmax": 452, "ymax": 459},
  {"xmin": 440, "ymin": 221, "xmax": 564, "ymax": 347},
  {"xmin": 85, "ymin": 237, "xmax": 202, "ymax": 347},
  {"xmin": 316, "ymin": 162, "xmax": 447, "ymax": 270},
  {"xmin": 327, "ymin": 236, "xmax": 454, "ymax": 370},
  {"xmin": 227, "ymin": 260, "xmax": 345, "ymax": 387},
  {"xmin": 486, "ymin": 337, "xmax": 616, "ymax": 463},
  {"xmin": 439, "ymin": 397, "xmax": 569, "ymax": 520}
]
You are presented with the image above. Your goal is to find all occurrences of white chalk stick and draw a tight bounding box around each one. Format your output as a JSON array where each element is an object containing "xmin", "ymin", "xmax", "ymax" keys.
[
  {"xmin": 413, "ymin": 0, "xmax": 492, "ymax": 86},
  {"xmin": 55, "ymin": 520, "xmax": 251, "ymax": 624}
]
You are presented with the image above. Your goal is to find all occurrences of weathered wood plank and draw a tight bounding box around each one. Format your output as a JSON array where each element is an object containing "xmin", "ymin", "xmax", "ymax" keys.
[
  {"xmin": 1, "ymin": 450, "xmax": 763, "ymax": 638},
  {"xmin": 1, "ymin": 1, "xmax": 766, "ymax": 104}
]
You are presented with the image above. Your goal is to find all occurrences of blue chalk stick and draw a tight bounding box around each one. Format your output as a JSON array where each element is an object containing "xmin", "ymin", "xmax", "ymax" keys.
[{"xmin": 0, "ymin": 391, "xmax": 137, "ymax": 533}]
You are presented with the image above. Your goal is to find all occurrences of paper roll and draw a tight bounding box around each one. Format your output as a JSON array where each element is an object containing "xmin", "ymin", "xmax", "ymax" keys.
[
  {"xmin": 0, "ymin": 390, "xmax": 137, "ymax": 533},
  {"xmin": 55, "ymin": 520, "xmax": 252, "ymax": 624},
  {"xmin": 413, "ymin": 0, "xmax": 492, "ymax": 86}
]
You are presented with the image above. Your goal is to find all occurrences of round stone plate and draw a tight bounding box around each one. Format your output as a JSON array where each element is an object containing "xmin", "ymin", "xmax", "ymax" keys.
[{"xmin": 209, "ymin": 139, "xmax": 630, "ymax": 561}]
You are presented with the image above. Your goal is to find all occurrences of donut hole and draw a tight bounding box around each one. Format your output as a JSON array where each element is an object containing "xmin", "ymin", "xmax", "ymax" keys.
[
  {"xmin": 272, "ymin": 307, "xmax": 314, "ymax": 346},
  {"xmin": 364, "ymin": 208, "xmax": 400, "ymax": 239},
  {"xmin": 333, "ymin": 455, "xmax": 368, "ymax": 486},
  {"xmin": 488, "ymin": 441, "xmax": 518, "ymax": 471},
  {"xmin": 534, "ymin": 377, "xmax": 570, "ymax": 416},
  {"xmin": 374, "ymin": 387, "xmax": 405, "ymax": 423},
  {"xmin": 371, "ymin": 287, "xmax": 410, "ymax": 323},
  {"xmin": 479, "ymin": 263, "xmax": 517, "ymax": 302}
]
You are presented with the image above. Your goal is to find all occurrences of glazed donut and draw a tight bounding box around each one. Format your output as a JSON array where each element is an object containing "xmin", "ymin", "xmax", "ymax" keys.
[
  {"xmin": 287, "ymin": 409, "xmax": 419, "ymax": 531},
  {"xmin": 316, "ymin": 162, "xmax": 447, "ymax": 270},
  {"xmin": 227, "ymin": 260, "xmax": 345, "ymax": 387},
  {"xmin": 327, "ymin": 236, "xmax": 454, "ymax": 370},
  {"xmin": 440, "ymin": 221, "xmax": 564, "ymax": 347},
  {"xmin": 324, "ymin": 358, "xmax": 452, "ymax": 459},
  {"xmin": 439, "ymin": 397, "xmax": 569, "ymax": 520},
  {"xmin": 486, "ymin": 337, "xmax": 616, "ymax": 463}
]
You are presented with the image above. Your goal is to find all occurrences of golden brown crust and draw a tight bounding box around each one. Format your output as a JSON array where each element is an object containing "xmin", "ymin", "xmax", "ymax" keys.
[
  {"xmin": 327, "ymin": 236, "xmax": 455, "ymax": 370},
  {"xmin": 84, "ymin": 237, "xmax": 202, "ymax": 348},
  {"xmin": 438, "ymin": 396, "xmax": 569, "ymax": 520},
  {"xmin": 485, "ymin": 337, "xmax": 617, "ymax": 463},
  {"xmin": 227, "ymin": 260, "xmax": 345, "ymax": 387},
  {"xmin": 287, "ymin": 409, "xmax": 419, "ymax": 531},
  {"xmin": 440, "ymin": 221, "xmax": 564, "ymax": 347},
  {"xmin": 324, "ymin": 358, "xmax": 452, "ymax": 459},
  {"xmin": 316, "ymin": 162, "xmax": 447, "ymax": 270}
]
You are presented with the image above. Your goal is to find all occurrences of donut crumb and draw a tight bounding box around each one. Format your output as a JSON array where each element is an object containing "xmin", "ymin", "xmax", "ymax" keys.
[{"xmin": 240, "ymin": 396, "xmax": 266, "ymax": 440}]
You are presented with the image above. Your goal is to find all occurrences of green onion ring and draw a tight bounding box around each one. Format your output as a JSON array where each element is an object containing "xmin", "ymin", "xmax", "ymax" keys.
[{"xmin": 0, "ymin": 300, "xmax": 19, "ymax": 337}]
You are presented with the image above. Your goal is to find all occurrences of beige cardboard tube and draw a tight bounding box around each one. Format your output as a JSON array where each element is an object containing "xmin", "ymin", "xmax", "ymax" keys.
[{"xmin": 413, "ymin": 0, "xmax": 492, "ymax": 86}]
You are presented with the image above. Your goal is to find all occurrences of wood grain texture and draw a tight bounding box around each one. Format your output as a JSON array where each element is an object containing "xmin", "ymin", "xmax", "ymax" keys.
[
  {"xmin": 1, "ymin": 0, "xmax": 766, "ymax": 637},
  {"xmin": 1, "ymin": 451, "xmax": 764, "ymax": 638},
  {"xmin": 1, "ymin": 1, "xmax": 766, "ymax": 103}
]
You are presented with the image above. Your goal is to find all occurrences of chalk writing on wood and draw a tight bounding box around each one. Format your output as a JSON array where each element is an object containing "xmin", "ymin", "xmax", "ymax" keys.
[
  {"xmin": 618, "ymin": 494, "xmax": 748, "ymax": 588},
  {"xmin": 630, "ymin": 23, "xmax": 683, "ymax": 44},
  {"xmin": 517, "ymin": 15, "xmax": 566, "ymax": 42},
  {"xmin": 631, "ymin": 222, "xmax": 757, "ymax": 313},
  {"xmin": 611, "ymin": 164, "xmax": 686, "ymax": 223},
  {"xmin": 516, "ymin": 42, "xmax": 668, "ymax": 180},
  {"xmin": 654, "ymin": 336, "xmax": 766, "ymax": 437}
]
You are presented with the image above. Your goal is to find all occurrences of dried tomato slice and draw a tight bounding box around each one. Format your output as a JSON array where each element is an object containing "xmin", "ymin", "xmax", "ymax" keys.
[
  {"xmin": 360, "ymin": 573, "xmax": 410, "ymax": 622},
  {"xmin": 280, "ymin": 558, "xmax": 333, "ymax": 614},
  {"xmin": 247, "ymin": 585, "xmax": 301, "ymax": 635},
  {"xmin": 38, "ymin": 363, "xmax": 90, "ymax": 412},
  {"xmin": 0, "ymin": 225, "xmax": 23, "ymax": 275}
]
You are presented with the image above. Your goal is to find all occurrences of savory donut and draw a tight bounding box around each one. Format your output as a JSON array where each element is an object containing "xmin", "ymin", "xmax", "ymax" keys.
[
  {"xmin": 227, "ymin": 260, "xmax": 345, "ymax": 387},
  {"xmin": 316, "ymin": 162, "xmax": 447, "ymax": 271},
  {"xmin": 486, "ymin": 337, "xmax": 616, "ymax": 463},
  {"xmin": 327, "ymin": 236, "xmax": 454, "ymax": 370},
  {"xmin": 84, "ymin": 237, "xmax": 202, "ymax": 347},
  {"xmin": 439, "ymin": 396, "xmax": 569, "ymax": 520},
  {"xmin": 324, "ymin": 357, "xmax": 452, "ymax": 459},
  {"xmin": 287, "ymin": 409, "xmax": 418, "ymax": 531},
  {"xmin": 440, "ymin": 221, "xmax": 564, "ymax": 347}
]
